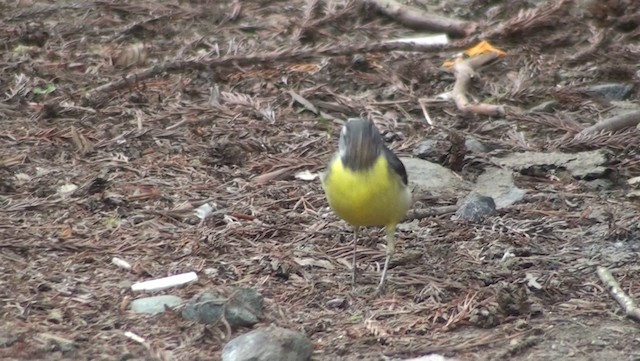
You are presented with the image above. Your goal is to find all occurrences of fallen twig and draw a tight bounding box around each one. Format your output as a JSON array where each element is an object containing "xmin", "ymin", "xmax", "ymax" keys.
[
  {"xmin": 82, "ymin": 40, "xmax": 454, "ymax": 105},
  {"xmin": 567, "ymin": 27, "xmax": 609, "ymax": 64},
  {"xmin": 406, "ymin": 205, "xmax": 458, "ymax": 220},
  {"xmin": 451, "ymin": 52, "xmax": 507, "ymax": 117},
  {"xmin": 478, "ymin": 0, "xmax": 572, "ymax": 42},
  {"xmin": 597, "ymin": 266, "xmax": 640, "ymax": 323},
  {"xmin": 575, "ymin": 110, "xmax": 640, "ymax": 138},
  {"xmin": 363, "ymin": 0, "xmax": 475, "ymax": 38}
]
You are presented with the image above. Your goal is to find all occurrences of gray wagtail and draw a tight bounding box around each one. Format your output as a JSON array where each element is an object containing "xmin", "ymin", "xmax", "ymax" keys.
[{"xmin": 321, "ymin": 118, "xmax": 411, "ymax": 291}]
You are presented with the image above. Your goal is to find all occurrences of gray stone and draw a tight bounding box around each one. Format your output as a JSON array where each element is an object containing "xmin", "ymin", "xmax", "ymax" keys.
[
  {"xmin": 326, "ymin": 297, "xmax": 347, "ymax": 308},
  {"xmin": 0, "ymin": 333, "xmax": 17, "ymax": 347},
  {"xmin": 494, "ymin": 150, "xmax": 609, "ymax": 179},
  {"xmin": 473, "ymin": 168, "xmax": 526, "ymax": 209},
  {"xmin": 401, "ymin": 157, "xmax": 471, "ymax": 198},
  {"xmin": 130, "ymin": 295, "xmax": 183, "ymax": 315},
  {"xmin": 37, "ymin": 333, "xmax": 75, "ymax": 352},
  {"xmin": 413, "ymin": 139, "xmax": 439, "ymax": 159},
  {"xmin": 584, "ymin": 179, "xmax": 614, "ymax": 190},
  {"xmin": 182, "ymin": 288, "xmax": 263, "ymax": 328},
  {"xmin": 464, "ymin": 137, "xmax": 493, "ymax": 153},
  {"xmin": 222, "ymin": 325, "xmax": 312, "ymax": 361},
  {"xmin": 584, "ymin": 83, "xmax": 634, "ymax": 101},
  {"xmin": 454, "ymin": 193, "xmax": 497, "ymax": 221}
]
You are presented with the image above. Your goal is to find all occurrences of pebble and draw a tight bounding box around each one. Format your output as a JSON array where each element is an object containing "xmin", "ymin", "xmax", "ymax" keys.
[
  {"xmin": 182, "ymin": 287, "xmax": 263, "ymax": 328},
  {"xmin": 470, "ymin": 168, "xmax": 526, "ymax": 209},
  {"xmin": 326, "ymin": 297, "xmax": 347, "ymax": 308},
  {"xmin": 401, "ymin": 157, "xmax": 471, "ymax": 198},
  {"xmin": 453, "ymin": 193, "xmax": 497, "ymax": 221},
  {"xmin": 464, "ymin": 137, "xmax": 492, "ymax": 153},
  {"xmin": 584, "ymin": 83, "xmax": 634, "ymax": 101},
  {"xmin": 222, "ymin": 325, "xmax": 312, "ymax": 361},
  {"xmin": 129, "ymin": 295, "xmax": 183, "ymax": 315}
]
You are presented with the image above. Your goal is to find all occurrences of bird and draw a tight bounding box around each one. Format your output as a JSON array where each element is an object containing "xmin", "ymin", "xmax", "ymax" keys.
[{"xmin": 321, "ymin": 118, "xmax": 412, "ymax": 291}]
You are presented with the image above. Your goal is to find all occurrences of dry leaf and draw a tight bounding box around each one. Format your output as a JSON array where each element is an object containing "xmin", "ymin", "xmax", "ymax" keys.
[
  {"xmin": 114, "ymin": 43, "xmax": 147, "ymax": 68},
  {"xmin": 364, "ymin": 319, "xmax": 389, "ymax": 338},
  {"xmin": 69, "ymin": 126, "xmax": 93, "ymax": 155},
  {"xmin": 1, "ymin": 154, "xmax": 26, "ymax": 167},
  {"xmin": 58, "ymin": 224, "xmax": 73, "ymax": 239}
]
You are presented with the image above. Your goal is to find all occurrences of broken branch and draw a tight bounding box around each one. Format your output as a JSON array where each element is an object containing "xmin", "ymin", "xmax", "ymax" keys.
[
  {"xmin": 575, "ymin": 110, "xmax": 640, "ymax": 138},
  {"xmin": 363, "ymin": 0, "xmax": 475, "ymax": 37},
  {"xmin": 451, "ymin": 52, "xmax": 506, "ymax": 117},
  {"xmin": 478, "ymin": 0, "xmax": 572, "ymax": 41}
]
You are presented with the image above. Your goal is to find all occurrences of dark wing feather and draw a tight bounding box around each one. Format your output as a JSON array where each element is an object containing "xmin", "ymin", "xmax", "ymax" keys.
[{"xmin": 383, "ymin": 147, "xmax": 408, "ymax": 185}]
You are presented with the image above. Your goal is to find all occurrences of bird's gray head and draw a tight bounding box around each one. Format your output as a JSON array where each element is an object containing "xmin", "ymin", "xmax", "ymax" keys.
[{"xmin": 338, "ymin": 118, "xmax": 384, "ymax": 171}]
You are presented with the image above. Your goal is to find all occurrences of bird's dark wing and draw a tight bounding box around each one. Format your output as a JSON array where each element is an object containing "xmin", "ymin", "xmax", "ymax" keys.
[{"xmin": 383, "ymin": 147, "xmax": 408, "ymax": 185}]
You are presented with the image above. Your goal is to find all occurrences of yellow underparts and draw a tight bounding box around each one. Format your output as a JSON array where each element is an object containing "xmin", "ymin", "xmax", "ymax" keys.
[{"xmin": 322, "ymin": 155, "xmax": 411, "ymax": 229}]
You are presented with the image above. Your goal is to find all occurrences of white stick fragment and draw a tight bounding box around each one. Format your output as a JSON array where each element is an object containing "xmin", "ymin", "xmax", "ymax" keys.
[
  {"xmin": 131, "ymin": 271, "xmax": 198, "ymax": 292},
  {"xmin": 124, "ymin": 331, "xmax": 146, "ymax": 344},
  {"xmin": 111, "ymin": 257, "xmax": 132, "ymax": 270},
  {"xmin": 597, "ymin": 266, "xmax": 640, "ymax": 323},
  {"xmin": 388, "ymin": 34, "xmax": 449, "ymax": 46}
]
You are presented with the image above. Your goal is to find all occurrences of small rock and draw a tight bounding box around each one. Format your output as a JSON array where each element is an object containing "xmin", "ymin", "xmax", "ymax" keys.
[
  {"xmin": 413, "ymin": 139, "xmax": 438, "ymax": 160},
  {"xmin": 203, "ymin": 267, "xmax": 219, "ymax": 277},
  {"xmin": 412, "ymin": 134, "xmax": 454, "ymax": 163},
  {"xmin": 453, "ymin": 193, "xmax": 497, "ymax": 221},
  {"xmin": 464, "ymin": 137, "xmax": 492, "ymax": 153},
  {"xmin": 130, "ymin": 295, "xmax": 183, "ymax": 315},
  {"xmin": 584, "ymin": 178, "xmax": 614, "ymax": 190},
  {"xmin": 182, "ymin": 288, "xmax": 263, "ymax": 328},
  {"xmin": 222, "ymin": 325, "xmax": 313, "ymax": 361},
  {"xmin": 351, "ymin": 54, "xmax": 370, "ymax": 71},
  {"xmin": 584, "ymin": 83, "xmax": 634, "ymax": 101},
  {"xmin": 0, "ymin": 333, "xmax": 17, "ymax": 347},
  {"xmin": 472, "ymin": 168, "xmax": 526, "ymax": 209},
  {"xmin": 37, "ymin": 333, "xmax": 75, "ymax": 353},
  {"xmin": 326, "ymin": 297, "xmax": 347, "ymax": 308}
]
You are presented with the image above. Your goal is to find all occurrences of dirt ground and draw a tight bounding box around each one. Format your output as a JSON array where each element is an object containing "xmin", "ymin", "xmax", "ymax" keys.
[{"xmin": 2, "ymin": 0, "xmax": 640, "ymax": 360}]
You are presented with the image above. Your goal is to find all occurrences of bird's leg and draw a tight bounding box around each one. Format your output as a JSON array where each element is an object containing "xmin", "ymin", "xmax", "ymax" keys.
[
  {"xmin": 377, "ymin": 225, "xmax": 396, "ymax": 292},
  {"xmin": 352, "ymin": 226, "xmax": 359, "ymax": 285}
]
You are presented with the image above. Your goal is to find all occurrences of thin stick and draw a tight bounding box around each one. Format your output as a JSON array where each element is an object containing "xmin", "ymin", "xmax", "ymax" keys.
[
  {"xmin": 597, "ymin": 266, "xmax": 640, "ymax": 322},
  {"xmin": 575, "ymin": 110, "xmax": 640, "ymax": 138},
  {"xmin": 83, "ymin": 40, "xmax": 454, "ymax": 104},
  {"xmin": 352, "ymin": 227, "xmax": 359, "ymax": 285}
]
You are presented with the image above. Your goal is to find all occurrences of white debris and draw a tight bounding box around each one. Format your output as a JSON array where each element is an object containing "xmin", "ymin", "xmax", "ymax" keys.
[
  {"xmin": 131, "ymin": 271, "xmax": 198, "ymax": 292},
  {"xmin": 389, "ymin": 34, "xmax": 449, "ymax": 46},
  {"xmin": 124, "ymin": 331, "xmax": 145, "ymax": 344},
  {"xmin": 111, "ymin": 257, "xmax": 132, "ymax": 270},
  {"xmin": 294, "ymin": 170, "xmax": 319, "ymax": 181},
  {"xmin": 195, "ymin": 202, "xmax": 214, "ymax": 220},
  {"xmin": 57, "ymin": 183, "xmax": 78, "ymax": 195}
]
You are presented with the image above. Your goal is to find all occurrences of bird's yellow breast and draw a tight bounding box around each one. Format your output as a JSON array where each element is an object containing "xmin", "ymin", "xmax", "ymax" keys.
[{"xmin": 322, "ymin": 155, "xmax": 411, "ymax": 227}]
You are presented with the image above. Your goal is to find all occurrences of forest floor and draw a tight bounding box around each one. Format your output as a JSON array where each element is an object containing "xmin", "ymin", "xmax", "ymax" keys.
[{"xmin": 2, "ymin": 0, "xmax": 640, "ymax": 360}]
